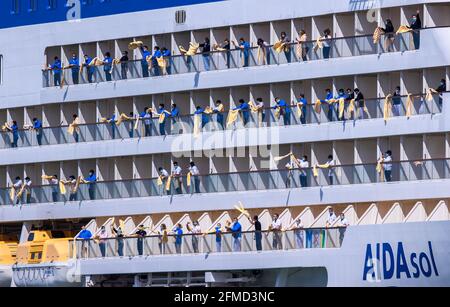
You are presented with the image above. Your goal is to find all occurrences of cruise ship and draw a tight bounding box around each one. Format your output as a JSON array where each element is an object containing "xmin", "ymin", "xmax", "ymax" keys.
[{"xmin": 0, "ymin": 0, "xmax": 449, "ymax": 288}]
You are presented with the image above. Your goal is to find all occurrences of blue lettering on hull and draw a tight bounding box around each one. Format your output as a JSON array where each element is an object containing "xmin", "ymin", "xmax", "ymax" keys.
[{"xmin": 363, "ymin": 241, "xmax": 439, "ymax": 282}]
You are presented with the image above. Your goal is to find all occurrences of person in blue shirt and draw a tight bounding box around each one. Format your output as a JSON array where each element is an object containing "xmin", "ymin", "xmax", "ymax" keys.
[
  {"xmin": 213, "ymin": 100, "xmax": 225, "ymax": 130},
  {"xmin": 234, "ymin": 99, "xmax": 250, "ymax": 126},
  {"xmin": 51, "ymin": 56, "xmax": 62, "ymax": 86},
  {"xmin": 83, "ymin": 54, "xmax": 95, "ymax": 83},
  {"xmin": 161, "ymin": 47, "xmax": 172, "ymax": 75},
  {"xmin": 158, "ymin": 104, "xmax": 168, "ymax": 135},
  {"xmin": 274, "ymin": 97, "xmax": 292, "ymax": 126},
  {"xmin": 298, "ymin": 94, "xmax": 308, "ymax": 125},
  {"xmin": 103, "ymin": 52, "xmax": 113, "ymax": 81},
  {"xmin": 194, "ymin": 106, "xmax": 209, "ymax": 128},
  {"xmin": 321, "ymin": 89, "xmax": 334, "ymax": 122},
  {"xmin": 170, "ymin": 103, "xmax": 180, "ymax": 125},
  {"xmin": 151, "ymin": 46, "xmax": 163, "ymax": 76},
  {"xmin": 140, "ymin": 107, "xmax": 153, "ymax": 137},
  {"xmin": 8, "ymin": 121, "xmax": 19, "ymax": 148},
  {"xmin": 107, "ymin": 114, "xmax": 117, "ymax": 139},
  {"xmin": 173, "ymin": 224, "xmax": 183, "ymax": 254},
  {"xmin": 68, "ymin": 53, "xmax": 79, "ymax": 85},
  {"xmin": 233, "ymin": 38, "xmax": 250, "ymax": 67},
  {"xmin": 32, "ymin": 118, "xmax": 43, "ymax": 146},
  {"xmin": 84, "ymin": 169, "xmax": 97, "ymax": 200},
  {"xmin": 215, "ymin": 223, "xmax": 223, "ymax": 252},
  {"xmin": 77, "ymin": 226, "xmax": 93, "ymax": 258},
  {"xmin": 140, "ymin": 45, "xmax": 151, "ymax": 78},
  {"xmin": 226, "ymin": 218, "xmax": 242, "ymax": 252}
]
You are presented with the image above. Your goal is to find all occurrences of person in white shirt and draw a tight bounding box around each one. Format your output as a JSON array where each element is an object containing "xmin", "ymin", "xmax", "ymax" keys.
[
  {"xmin": 172, "ymin": 162, "xmax": 183, "ymax": 194},
  {"xmin": 338, "ymin": 213, "xmax": 350, "ymax": 227},
  {"xmin": 188, "ymin": 161, "xmax": 201, "ymax": 194},
  {"xmin": 271, "ymin": 214, "xmax": 283, "ymax": 250},
  {"xmin": 338, "ymin": 213, "xmax": 349, "ymax": 245},
  {"xmin": 290, "ymin": 218, "xmax": 305, "ymax": 249},
  {"xmin": 97, "ymin": 226, "xmax": 108, "ymax": 258},
  {"xmin": 158, "ymin": 167, "xmax": 170, "ymax": 195},
  {"xmin": 383, "ymin": 150, "xmax": 393, "ymax": 182},
  {"xmin": 13, "ymin": 176, "xmax": 23, "ymax": 205},
  {"xmin": 188, "ymin": 221, "xmax": 202, "ymax": 253},
  {"xmin": 50, "ymin": 174, "xmax": 59, "ymax": 202},
  {"xmin": 326, "ymin": 208, "xmax": 337, "ymax": 227},
  {"xmin": 285, "ymin": 160, "xmax": 294, "ymax": 188},
  {"xmin": 299, "ymin": 155, "xmax": 310, "ymax": 188},
  {"xmin": 255, "ymin": 98, "xmax": 266, "ymax": 124},
  {"xmin": 24, "ymin": 177, "xmax": 32, "ymax": 204},
  {"xmin": 325, "ymin": 155, "xmax": 335, "ymax": 185}
]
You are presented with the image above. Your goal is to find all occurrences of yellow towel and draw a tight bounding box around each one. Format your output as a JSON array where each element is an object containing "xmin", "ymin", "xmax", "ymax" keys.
[
  {"xmin": 187, "ymin": 172, "xmax": 192, "ymax": 187},
  {"xmin": 376, "ymin": 158, "xmax": 384, "ymax": 174},
  {"xmin": 256, "ymin": 46, "xmax": 265, "ymax": 65},
  {"xmin": 179, "ymin": 42, "xmax": 200, "ymax": 56},
  {"xmin": 373, "ymin": 27, "xmax": 384, "ymax": 44},
  {"xmin": 134, "ymin": 117, "xmax": 140, "ymax": 130},
  {"xmin": 226, "ymin": 109, "xmax": 240, "ymax": 127},
  {"xmin": 338, "ymin": 98, "xmax": 345, "ymax": 119},
  {"xmin": 426, "ymin": 88, "xmax": 437, "ymax": 102},
  {"xmin": 59, "ymin": 181, "xmax": 66, "ymax": 194},
  {"xmin": 273, "ymin": 41, "xmax": 287, "ymax": 53},
  {"xmin": 314, "ymin": 99, "xmax": 322, "ymax": 114},
  {"xmin": 165, "ymin": 176, "xmax": 172, "ymax": 191},
  {"xmin": 9, "ymin": 187, "xmax": 15, "ymax": 202},
  {"xmin": 109, "ymin": 58, "xmax": 121, "ymax": 74},
  {"xmin": 274, "ymin": 152, "xmax": 293, "ymax": 162},
  {"xmin": 157, "ymin": 176, "xmax": 163, "ymax": 186},
  {"xmin": 158, "ymin": 112, "xmax": 167, "ymax": 124},
  {"xmin": 157, "ymin": 57, "xmax": 166, "ymax": 68},
  {"xmin": 314, "ymin": 37, "xmax": 324, "ymax": 51},
  {"xmin": 193, "ymin": 114, "xmax": 202, "ymax": 138},
  {"xmin": 41, "ymin": 175, "xmax": 53, "ymax": 180},
  {"xmin": 396, "ymin": 25, "xmax": 412, "ymax": 35},
  {"xmin": 89, "ymin": 57, "xmax": 104, "ymax": 66},
  {"xmin": 16, "ymin": 184, "xmax": 26, "ymax": 199},
  {"xmin": 383, "ymin": 94, "xmax": 393, "ymax": 121},
  {"xmin": 274, "ymin": 106, "xmax": 281, "ymax": 120},
  {"xmin": 204, "ymin": 106, "xmax": 214, "ymax": 115},
  {"xmin": 128, "ymin": 41, "xmax": 143, "ymax": 50},
  {"xmin": 348, "ymin": 99, "xmax": 356, "ymax": 116},
  {"xmin": 313, "ymin": 165, "xmax": 319, "ymax": 177},
  {"xmin": 405, "ymin": 94, "xmax": 414, "ymax": 118},
  {"xmin": 296, "ymin": 103, "xmax": 304, "ymax": 119}
]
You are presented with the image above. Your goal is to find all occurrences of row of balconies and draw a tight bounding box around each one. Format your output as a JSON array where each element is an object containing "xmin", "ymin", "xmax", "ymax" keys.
[
  {"xmin": 0, "ymin": 94, "xmax": 443, "ymax": 149},
  {"xmin": 1, "ymin": 157, "xmax": 449, "ymax": 207},
  {"xmin": 41, "ymin": 2, "xmax": 450, "ymax": 89}
]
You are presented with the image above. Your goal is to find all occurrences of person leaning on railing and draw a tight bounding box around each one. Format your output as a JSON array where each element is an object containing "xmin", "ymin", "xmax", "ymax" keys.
[
  {"xmin": 246, "ymin": 215, "xmax": 262, "ymax": 251},
  {"xmin": 110, "ymin": 224, "xmax": 124, "ymax": 257},
  {"xmin": 157, "ymin": 224, "xmax": 169, "ymax": 255},
  {"xmin": 68, "ymin": 53, "xmax": 80, "ymax": 85},
  {"xmin": 32, "ymin": 117, "xmax": 43, "ymax": 146},
  {"xmin": 225, "ymin": 218, "xmax": 242, "ymax": 252},
  {"xmin": 134, "ymin": 225, "xmax": 147, "ymax": 256},
  {"xmin": 289, "ymin": 218, "xmax": 305, "ymax": 249},
  {"xmin": 119, "ymin": 50, "xmax": 129, "ymax": 80},
  {"xmin": 269, "ymin": 214, "xmax": 283, "ymax": 250},
  {"xmin": 2, "ymin": 120, "xmax": 19, "ymax": 148},
  {"xmin": 77, "ymin": 226, "xmax": 93, "ymax": 258},
  {"xmin": 172, "ymin": 224, "xmax": 183, "ymax": 254},
  {"xmin": 381, "ymin": 19, "xmax": 395, "ymax": 52},
  {"xmin": 83, "ymin": 54, "xmax": 95, "ymax": 83}
]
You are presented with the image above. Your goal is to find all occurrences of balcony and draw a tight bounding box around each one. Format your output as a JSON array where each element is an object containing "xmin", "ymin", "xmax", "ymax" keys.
[
  {"xmin": 42, "ymin": 31, "xmax": 419, "ymax": 88},
  {"xmin": 0, "ymin": 93, "xmax": 442, "ymax": 150},
  {"xmin": 1, "ymin": 158, "xmax": 449, "ymax": 208}
]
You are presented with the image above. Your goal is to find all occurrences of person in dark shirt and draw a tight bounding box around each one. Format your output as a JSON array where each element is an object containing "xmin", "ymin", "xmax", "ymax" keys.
[
  {"xmin": 103, "ymin": 52, "xmax": 113, "ymax": 81},
  {"xmin": 436, "ymin": 79, "xmax": 446, "ymax": 105},
  {"xmin": 83, "ymin": 54, "xmax": 95, "ymax": 83},
  {"xmin": 222, "ymin": 38, "xmax": 231, "ymax": 68},
  {"xmin": 248, "ymin": 215, "xmax": 262, "ymax": 251},
  {"xmin": 408, "ymin": 10, "xmax": 422, "ymax": 50},
  {"xmin": 354, "ymin": 88, "xmax": 365, "ymax": 119},
  {"xmin": 120, "ymin": 51, "xmax": 129, "ymax": 80},
  {"xmin": 140, "ymin": 45, "xmax": 151, "ymax": 78},
  {"xmin": 382, "ymin": 19, "xmax": 395, "ymax": 52},
  {"xmin": 392, "ymin": 86, "xmax": 402, "ymax": 116},
  {"xmin": 199, "ymin": 37, "xmax": 211, "ymax": 71},
  {"xmin": 68, "ymin": 53, "xmax": 80, "ymax": 85},
  {"xmin": 135, "ymin": 225, "xmax": 147, "ymax": 256},
  {"xmin": 32, "ymin": 117, "xmax": 43, "ymax": 146},
  {"xmin": 111, "ymin": 225, "xmax": 124, "ymax": 257},
  {"xmin": 51, "ymin": 56, "xmax": 62, "ymax": 86}
]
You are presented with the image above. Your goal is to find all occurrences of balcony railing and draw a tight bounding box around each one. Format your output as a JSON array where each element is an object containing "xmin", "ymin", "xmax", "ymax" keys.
[
  {"xmin": 41, "ymin": 29, "xmax": 427, "ymax": 88},
  {"xmin": 1, "ymin": 158, "xmax": 449, "ymax": 206},
  {"xmin": 0, "ymin": 93, "xmax": 442, "ymax": 149},
  {"xmin": 74, "ymin": 227, "xmax": 345, "ymax": 260}
]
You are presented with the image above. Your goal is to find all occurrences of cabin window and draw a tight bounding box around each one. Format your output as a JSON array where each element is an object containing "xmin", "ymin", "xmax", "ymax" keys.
[
  {"xmin": 11, "ymin": 0, "xmax": 20, "ymax": 14},
  {"xmin": 29, "ymin": 0, "xmax": 38, "ymax": 12},
  {"xmin": 47, "ymin": 0, "xmax": 57, "ymax": 10}
]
